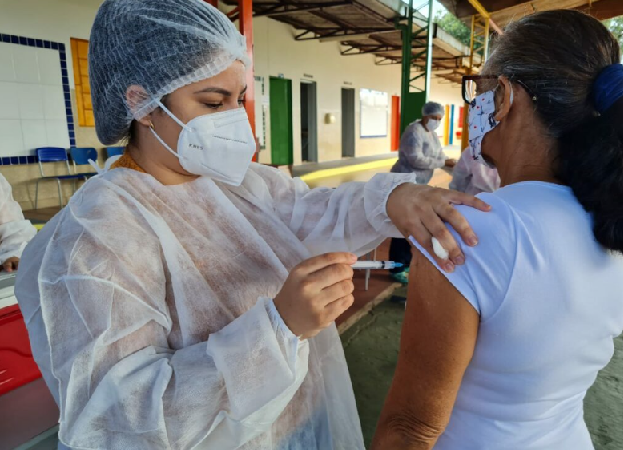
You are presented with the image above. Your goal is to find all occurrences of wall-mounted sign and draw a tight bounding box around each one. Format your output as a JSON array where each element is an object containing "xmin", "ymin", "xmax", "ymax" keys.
[
  {"xmin": 344, "ymin": 81, "xmax": 353, "ymax": 86},
  {"xmin": 303, "ymin": 73, "xmax": 314, "ymax": 79}
]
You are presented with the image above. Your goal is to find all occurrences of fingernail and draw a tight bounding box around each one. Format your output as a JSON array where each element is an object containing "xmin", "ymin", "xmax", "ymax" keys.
[
  {"xmin": 351, "ymin": 254, "xmax": 358, "ymax": 262},
  {"xmin": 444, "ymin": 262, "xmax": 455, "ymax": 273},
  {"xmin": 454, "ymin": 255, "xmax": 465, "ymax": 265},
  {"xmin": 467, "ymin": 236, "xmax": 478, "ymax": 246}
]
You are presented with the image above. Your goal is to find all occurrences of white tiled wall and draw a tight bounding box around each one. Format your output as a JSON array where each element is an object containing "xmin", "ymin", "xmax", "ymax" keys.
[{"xmin": 0, "ymin": 42, "xmax": 69, "ymax": 157}]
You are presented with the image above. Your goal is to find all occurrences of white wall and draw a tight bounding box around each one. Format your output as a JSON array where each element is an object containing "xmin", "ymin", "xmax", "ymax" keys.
[
  {"xmin": 0, "ymin": 0, "xmax": 99, "ymax": 86},
  {"xmin": 253, "ymin": 15, "xmax": 403, "ymax": 165},
  {"xmin": 252, "ymin": 15, "xmax": 465, "ymax": 164},
  {"xmin": 0, "ymin": 43, "xmax": 70, "ymax": 156},
  {"xmin": 0, "ymin": 0, "xmax": 465, "ymax": 164},
  {"xmin": 427, "ymin": 78, "xmax": 464, "ymax": 146},
  {"xmin": 0, "ymin": 0, "xmax": 104, "ymax": 151}
]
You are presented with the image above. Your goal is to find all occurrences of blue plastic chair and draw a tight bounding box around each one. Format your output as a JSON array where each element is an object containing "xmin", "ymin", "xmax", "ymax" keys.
[
  {"xmin": 69, "ymin": 147, "xmax": 99, "ymax": 179},
  {"xmin": 106, "ymin": 147, "xmax": 125, "ymax": 158},
  {"xmin": 35, "ymin": 148, "xmax": 86, "ymax": 209}
]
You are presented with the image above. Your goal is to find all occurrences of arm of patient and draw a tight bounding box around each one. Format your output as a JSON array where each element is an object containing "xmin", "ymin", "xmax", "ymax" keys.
[{"xmin": 371, "ymin": 250, "xmax": 479, "ymax": 450}]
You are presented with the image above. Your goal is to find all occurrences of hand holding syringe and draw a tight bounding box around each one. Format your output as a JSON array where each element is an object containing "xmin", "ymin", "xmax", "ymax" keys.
[{"xmin": 352, "ymin": 236, "xmax": 449, "ymax": 271}]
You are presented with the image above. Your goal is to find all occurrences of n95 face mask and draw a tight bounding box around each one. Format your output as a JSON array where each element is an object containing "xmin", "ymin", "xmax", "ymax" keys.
[
  {"xmin": 468, "ymin": 87, "xmax": 513, "ymax": 168},
  {"xmin": 151, "ymin": 101, "xmax": 256, "ymax": 186}
]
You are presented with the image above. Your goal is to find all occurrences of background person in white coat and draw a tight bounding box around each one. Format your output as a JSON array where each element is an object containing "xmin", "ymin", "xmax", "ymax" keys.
[
  {"xmin": 450, "ymin": 149, "xmax": 500, "ymax": 195},
  {"xmin": 389, "ymin": 102, "xmax": 457, "ymax": 284},
  {"xmin": 0, "ymin": 173, "xmax": 36, "ymax": 272}
]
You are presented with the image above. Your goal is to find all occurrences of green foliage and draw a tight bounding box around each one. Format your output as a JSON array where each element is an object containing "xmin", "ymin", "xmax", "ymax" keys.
[
  {"xmin": 604, "ymin": 16, "xmax": 623, "ymax": 53},
  {"xmin": 435, "ymin": 11, "xmax": 471, "ymax": 47}
]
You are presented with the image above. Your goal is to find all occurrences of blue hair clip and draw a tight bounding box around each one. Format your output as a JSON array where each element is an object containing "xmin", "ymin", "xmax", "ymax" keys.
[{"xmin": 593, "ymin": 64, "xmax": 623, "ymax": 114}]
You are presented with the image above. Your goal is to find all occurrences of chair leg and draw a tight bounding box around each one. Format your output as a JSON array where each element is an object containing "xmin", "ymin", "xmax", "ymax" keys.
[
  {"xmin": 57, "ymin": 179, "xmax": 64, "ymax": 207},
  {"xmin": 35, "ymin": 180, "xmax": 40, "ymax": 210}
]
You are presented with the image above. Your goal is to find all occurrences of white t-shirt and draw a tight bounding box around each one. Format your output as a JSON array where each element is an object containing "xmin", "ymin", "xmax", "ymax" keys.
[{"xmin": 414, "ymin": 182, "xmax": 623, "ymax": 450}]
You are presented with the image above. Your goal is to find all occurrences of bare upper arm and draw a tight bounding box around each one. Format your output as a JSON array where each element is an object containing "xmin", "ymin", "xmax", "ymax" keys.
[{"xmin": 371, "ymin": 249, "xmax": 479, "ymax": 450}]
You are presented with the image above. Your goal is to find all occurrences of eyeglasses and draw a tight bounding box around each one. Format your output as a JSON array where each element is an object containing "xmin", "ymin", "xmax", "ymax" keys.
[{"xmin": 461, "ymin": 75, "xmax": 538, "ymax": 104}]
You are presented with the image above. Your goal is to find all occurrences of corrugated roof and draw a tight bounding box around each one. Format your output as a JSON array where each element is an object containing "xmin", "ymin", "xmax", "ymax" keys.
[{"xmin": 223, "ymin": 0, "xmax": 483, "ymax": 83}]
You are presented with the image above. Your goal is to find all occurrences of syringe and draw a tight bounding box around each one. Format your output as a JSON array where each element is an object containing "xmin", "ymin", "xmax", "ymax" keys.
[{"xmin": 352, "ymin": 261, "xmax": 403, "ymax": 270}]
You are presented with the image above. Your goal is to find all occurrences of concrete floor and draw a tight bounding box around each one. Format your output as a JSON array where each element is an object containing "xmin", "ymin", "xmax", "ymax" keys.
[
  {"xmin": 342, "ymin": 287, "xmax": 623, "ymax": 449},
  {"xmin": 303, "ymin": 146, "xmax": 459, "ymax": 190}
]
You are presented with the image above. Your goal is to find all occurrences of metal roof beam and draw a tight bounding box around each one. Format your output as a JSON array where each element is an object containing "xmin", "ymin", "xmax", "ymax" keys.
[
  {"xmin": 310, "ymin": 9, "xmax": 355, "ymax": 29},
  {"xmin": 341, "ymin": 45, "xmax": 399, "ymax": 55},
  {"xmin": 316, "ymin": 28, "xmax": 398, "ymax": 42},
  {"xmin": 254, "ymin": 2, "xmax": 350, "ymax": 17},
  {"xmin": 350, "ymin": 1, "xmax": 397, "ymax": 24}
]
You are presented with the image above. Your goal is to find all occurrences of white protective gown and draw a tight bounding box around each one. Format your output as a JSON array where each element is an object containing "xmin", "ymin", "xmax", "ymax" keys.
[
  {"xmin": 391, "ymin": 120, "xmax": 446, "ymax": 185},
  {"xmin": 0, "ymin": 173, "xmax": 36, "ymax": 262},
  {"xmin": 16, "ymin": 163, "xmax": 414, "ymax": 450},
  {"xmin": 449, "ymin": 150, "xmax": 500, "ymax": 195}
]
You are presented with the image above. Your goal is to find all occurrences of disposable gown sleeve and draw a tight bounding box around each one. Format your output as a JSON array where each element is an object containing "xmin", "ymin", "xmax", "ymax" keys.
[
  {"xmin": 21, "ymin": 201, "xmax": 309, "ymax": 450},
  {"xmin": 401, "ymin": 127, "xmax": 446, "ymax": 171},
  {"xmin": 249, "ymin": 164, "xmax": 415, "ymax": 256},
  {"xmin": 449, "ymin": 151, "xmax": 472, "ymax": 193},
  {"xmin": 0, "ymin": 174, "xmax": 36, "ymax": 262}
]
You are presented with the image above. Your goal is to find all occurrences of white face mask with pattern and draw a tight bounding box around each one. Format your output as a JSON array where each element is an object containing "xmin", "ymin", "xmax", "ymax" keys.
[
  {"xmin": 150, "ymin": 100, "xmax": 256, "ymax": 186},
  {"xmin": 468, "ymin": 86, "xmax": 513, "ymax": 168}
]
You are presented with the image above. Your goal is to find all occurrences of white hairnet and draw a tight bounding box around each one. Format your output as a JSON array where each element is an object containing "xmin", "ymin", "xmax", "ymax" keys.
[
  {"xmin": 88, "ymin": 0, "xmax": 250, "ymax": 145},
  {"xmin": 422, "ymin": 101, "xmax": 445, "ymax": 117}
]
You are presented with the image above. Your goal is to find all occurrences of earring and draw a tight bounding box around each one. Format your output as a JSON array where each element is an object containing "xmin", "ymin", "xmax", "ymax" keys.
[{"xmin": 150, "ymin": 122, "xmax": 155, "ymax": 130}]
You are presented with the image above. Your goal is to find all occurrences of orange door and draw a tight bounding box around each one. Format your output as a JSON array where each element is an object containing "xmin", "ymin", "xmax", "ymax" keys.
[{"xmin": 391, "ymin": 96, "xmax": 400, "ymax": 151}]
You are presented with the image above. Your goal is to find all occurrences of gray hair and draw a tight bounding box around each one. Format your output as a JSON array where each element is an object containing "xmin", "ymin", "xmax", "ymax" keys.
[
  {"xmin": 482, "ymin": 10, "xmax": 618, "ymax": 138},
  {"xmin": 422, "ymin": 101, "xmax": 444, "ymax": 117},
  {"xmin": 483, "ymin": 10, "xmax": 623, "ymax": 254}
]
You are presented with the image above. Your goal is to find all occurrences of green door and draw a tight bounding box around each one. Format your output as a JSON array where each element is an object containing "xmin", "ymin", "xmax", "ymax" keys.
[
  {"xmin": 269, "ymin": 77, "xmax": 294, "ymax": 166},
  {"xmin": 401, "ymin": 92, "xmax": 426, "ymax": 134}
]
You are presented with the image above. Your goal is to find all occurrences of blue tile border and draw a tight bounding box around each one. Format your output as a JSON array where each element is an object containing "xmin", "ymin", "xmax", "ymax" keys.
[
  {"xmin": 0, "ymin": 32, "xmax": 73, "ymax": 164},
  {"xmin": 0, "ymin": 155, "xmax": 40, "ymax": 166}
]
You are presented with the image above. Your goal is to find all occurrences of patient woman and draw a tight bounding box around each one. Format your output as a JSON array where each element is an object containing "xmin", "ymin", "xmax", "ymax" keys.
[{"xmin": 372, "ymin": 10, "xmax": 623, "ymax": 450}]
